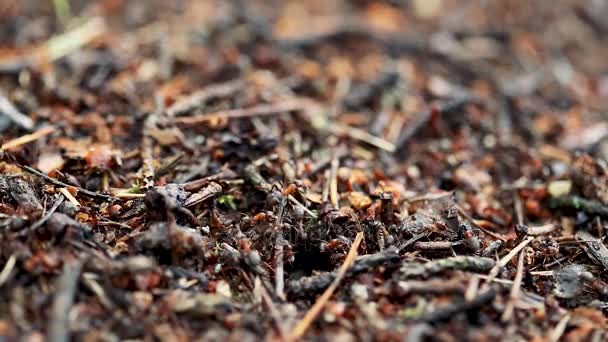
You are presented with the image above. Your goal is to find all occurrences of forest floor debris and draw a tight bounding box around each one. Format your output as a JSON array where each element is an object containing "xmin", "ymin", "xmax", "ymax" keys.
[{"xmin": 1, "ymin": 0, "xmax": 608, "ymax": 340}]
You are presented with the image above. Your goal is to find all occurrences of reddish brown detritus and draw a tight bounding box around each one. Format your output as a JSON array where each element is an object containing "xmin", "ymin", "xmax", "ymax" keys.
[{"xmin": 0, "ymin": 1, "xmax": 607, "ymax": 340}]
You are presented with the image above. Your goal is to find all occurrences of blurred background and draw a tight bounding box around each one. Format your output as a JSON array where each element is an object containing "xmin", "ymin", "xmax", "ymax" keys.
[{"xmin": 1, "ymin": 0, "xmax": 608, "ymax": 158}]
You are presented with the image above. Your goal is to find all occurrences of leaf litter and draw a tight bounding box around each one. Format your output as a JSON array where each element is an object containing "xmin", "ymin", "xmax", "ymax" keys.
[{"xmin": 1, "ymin": 0, "xmax": 608, "ymax": 340}]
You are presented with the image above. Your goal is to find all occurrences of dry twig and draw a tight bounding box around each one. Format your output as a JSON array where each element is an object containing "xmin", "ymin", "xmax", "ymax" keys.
[
  {"xmin": 1, "ymin": 126, "xmax": 55, "ymax": 150},
  {"xmin": 289, "ymin": 232, "xmax": 364, "ymax": 341},
  {"xmin": 18, "ymin": 165, "xmax": 116, "ymax": 201},
  {"xmin": 175, "ymin": 100, "xmax": 306, "ymax": 125},
  {"xmin": 0, "ymin": 94, "xmax": 34, "ymax": 130},
  {"xmin": 59, "ymin": 188, "xmax": 81, "ymax": 208},
  {"xmin": 501, "ymin": 248, "xmax": 525, "ymax": 321},
  {"xmin": 48, "ymin": 260, "xmax": 85, "ymax": 342},
  {"xmin": 483, "ymin": 236, "xmax": 533, "ymax": 288}
]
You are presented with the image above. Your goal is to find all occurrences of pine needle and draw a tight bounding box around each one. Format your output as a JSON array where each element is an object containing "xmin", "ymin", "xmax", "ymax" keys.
[{"xmin": 289, "ymin": 231, "xmax": 364, "ymax": 341}]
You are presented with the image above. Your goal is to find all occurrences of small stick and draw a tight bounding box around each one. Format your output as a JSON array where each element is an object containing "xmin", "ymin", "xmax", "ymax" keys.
[
  {"xmin": 397, "ymin": 278, "xmax": 465, "ymax": 295},
  {"xmin": 327, "ymin": 123, "xmax": 396, "ymax": 152},
  {"xmin": 321, "ymin": 169, "xmax": 330, "ymax": 202},
  {"xmin": 176, "ymin": 155, "xmax": 209, "ymax": 183},
  {"xmin": 422, "ymin": 288, "xmax": 496, "ymax": 323},
  {"xmin": 548, "ymin": 314, "xmax": 570, "ymax": 342},
  {"xmin": 155, "ymin": 153, "xmax": 184, "ymax": 180},
  {"xmin": 380, "ymin": 192, "xmax": 394, "ymax": 225},
  {"xmin": 473, "ymin": 274, "xmax": 546, "ymax": 308},
  {"xmin": 243, "ymin": 163, "xmax": 273, "ymax": 192},
  {"xmin": 141, "ymin": 94, "xmax": 163, "ymax": 189},
  {"xmin": 514, "ymin": 192, "xmax": 524, "ymax": 226},
  {"xmin": 18, "ymin": 164, "xmax": 116, "ymax": 201},
  {"xmin": 474, "ymin": 274, "xmax": 515, "ymax": 285},
  {"xmin": 275, "ymin": 241, "xmax": 285, "ymax": 301},
  {"xmin": 535, "ymin": 255, "xmax": 571, "ymax": 270},
  {"xmin": 182, "ymin": 168, "xmax": 237, "ymax": 192},
  {"xmin": 0, "ymin": 254, "xmax": 16, "ymax": 286},
  {"xmin": 175, "ymin": 100, "xmax": 305, "ymax": 125},
  {"xmin": 0, "ymin": 92, "xmax": 34, "ymax": 130},
  {"xmin": 483, "ymin": 236, "xmax": 533, "ymax": 288},
  {"xmin": 455, "ymin": 204, "xmax": 508, "ymax": 241},
  {"xmin": 82, "ymin": 273, "xmax": 114, "ymax": 310},
  {"xmin": 101, "ymin": 172, "xmax": 109, "ymax": 192},
  {"xmin": 405, "ymin": 191, "xmax": 452, "ymax": 203},
  {"xmin": 289, "ymin": 232, "xmax": 364, "ymax": 341},
  {"xmin": 244, "ymin": 160, "xmax": 316, "ymax": 218},
  {"xmin": 183, "ymin": 182, "xmax": 222, "ymax": 207},
  {"xmin": 59, "ymin": 188, "xmax": 81, "ymax": 207},
  {"xmin": 97, "ymin": 220, "xmax": 132, "ymax": 230},
  {"xmin": 527, "ymin": 224, "xmax": 556, "ymax": 236},
  {"xmin": 140, "ymin": 138, "xmax": 155, "ymax": 189},
  {"xmin": 413, "ymin": 241, "xmax": 456, "ymax": 250},
  {"xmin": 257, "ymin": 276, "xmax": 288, "ymax": 340},
  {"xmin": 1, "ymin": 18, "xmax": 107, "ymax": 73},
  {"xmin": 464, "ymin": 275, "xmax": 480, "ymax": 302},
  {"xmin": 288, "ymin": 195, "xmax": 317, "ymax": 218},
  {"xmin": 243, "ymin": 161, "xmax": 316, "ymax": 219},
  {"xmin": 501, "ymin": 249, "xmax": 525, "ymax": 321},
  {"xmin": 288, "ymin": 247, "xmax": 400, "ymax": 295},
  {"xmin": 114, "ymin": 192, "xmax": 146, "ymax": 199},
  {"xmin": 400, "ymin": 256, "xmax": 495, "ymax": 278},
  {"xmin": 394, "ymin": 107, "xmax": 433, "ymax": 150},
  {"xmin": 329, "ymin": 155, "xmax": 339, "ymax": 209},
  {"xmin": 394, "ymin": 96, "xmax": 477, "ymax": 151},
  {"xmin": 29, "ymin": 196, "xmax": 64, "ymax": 231},
  {"xmin": 1, "ymin": 126, "xmax": 54, "ymax": 150},
  {"xmin": 167, "ymin": 80, "xmax": 245, "ymax": 116},
  {"xmin": 305, "ymin": 146, "xmax": 348, "ymax": 177},
  {"xmin": 36, "ymin": 17, "xmax": 106, "ymax": 64},
  {"xmin": 398, "ymin": 232, "xmax": 428, "ymax": 252},
  {"xmin": 48, "ymin": 259, "xmax": 84, "ymax": 342}
]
